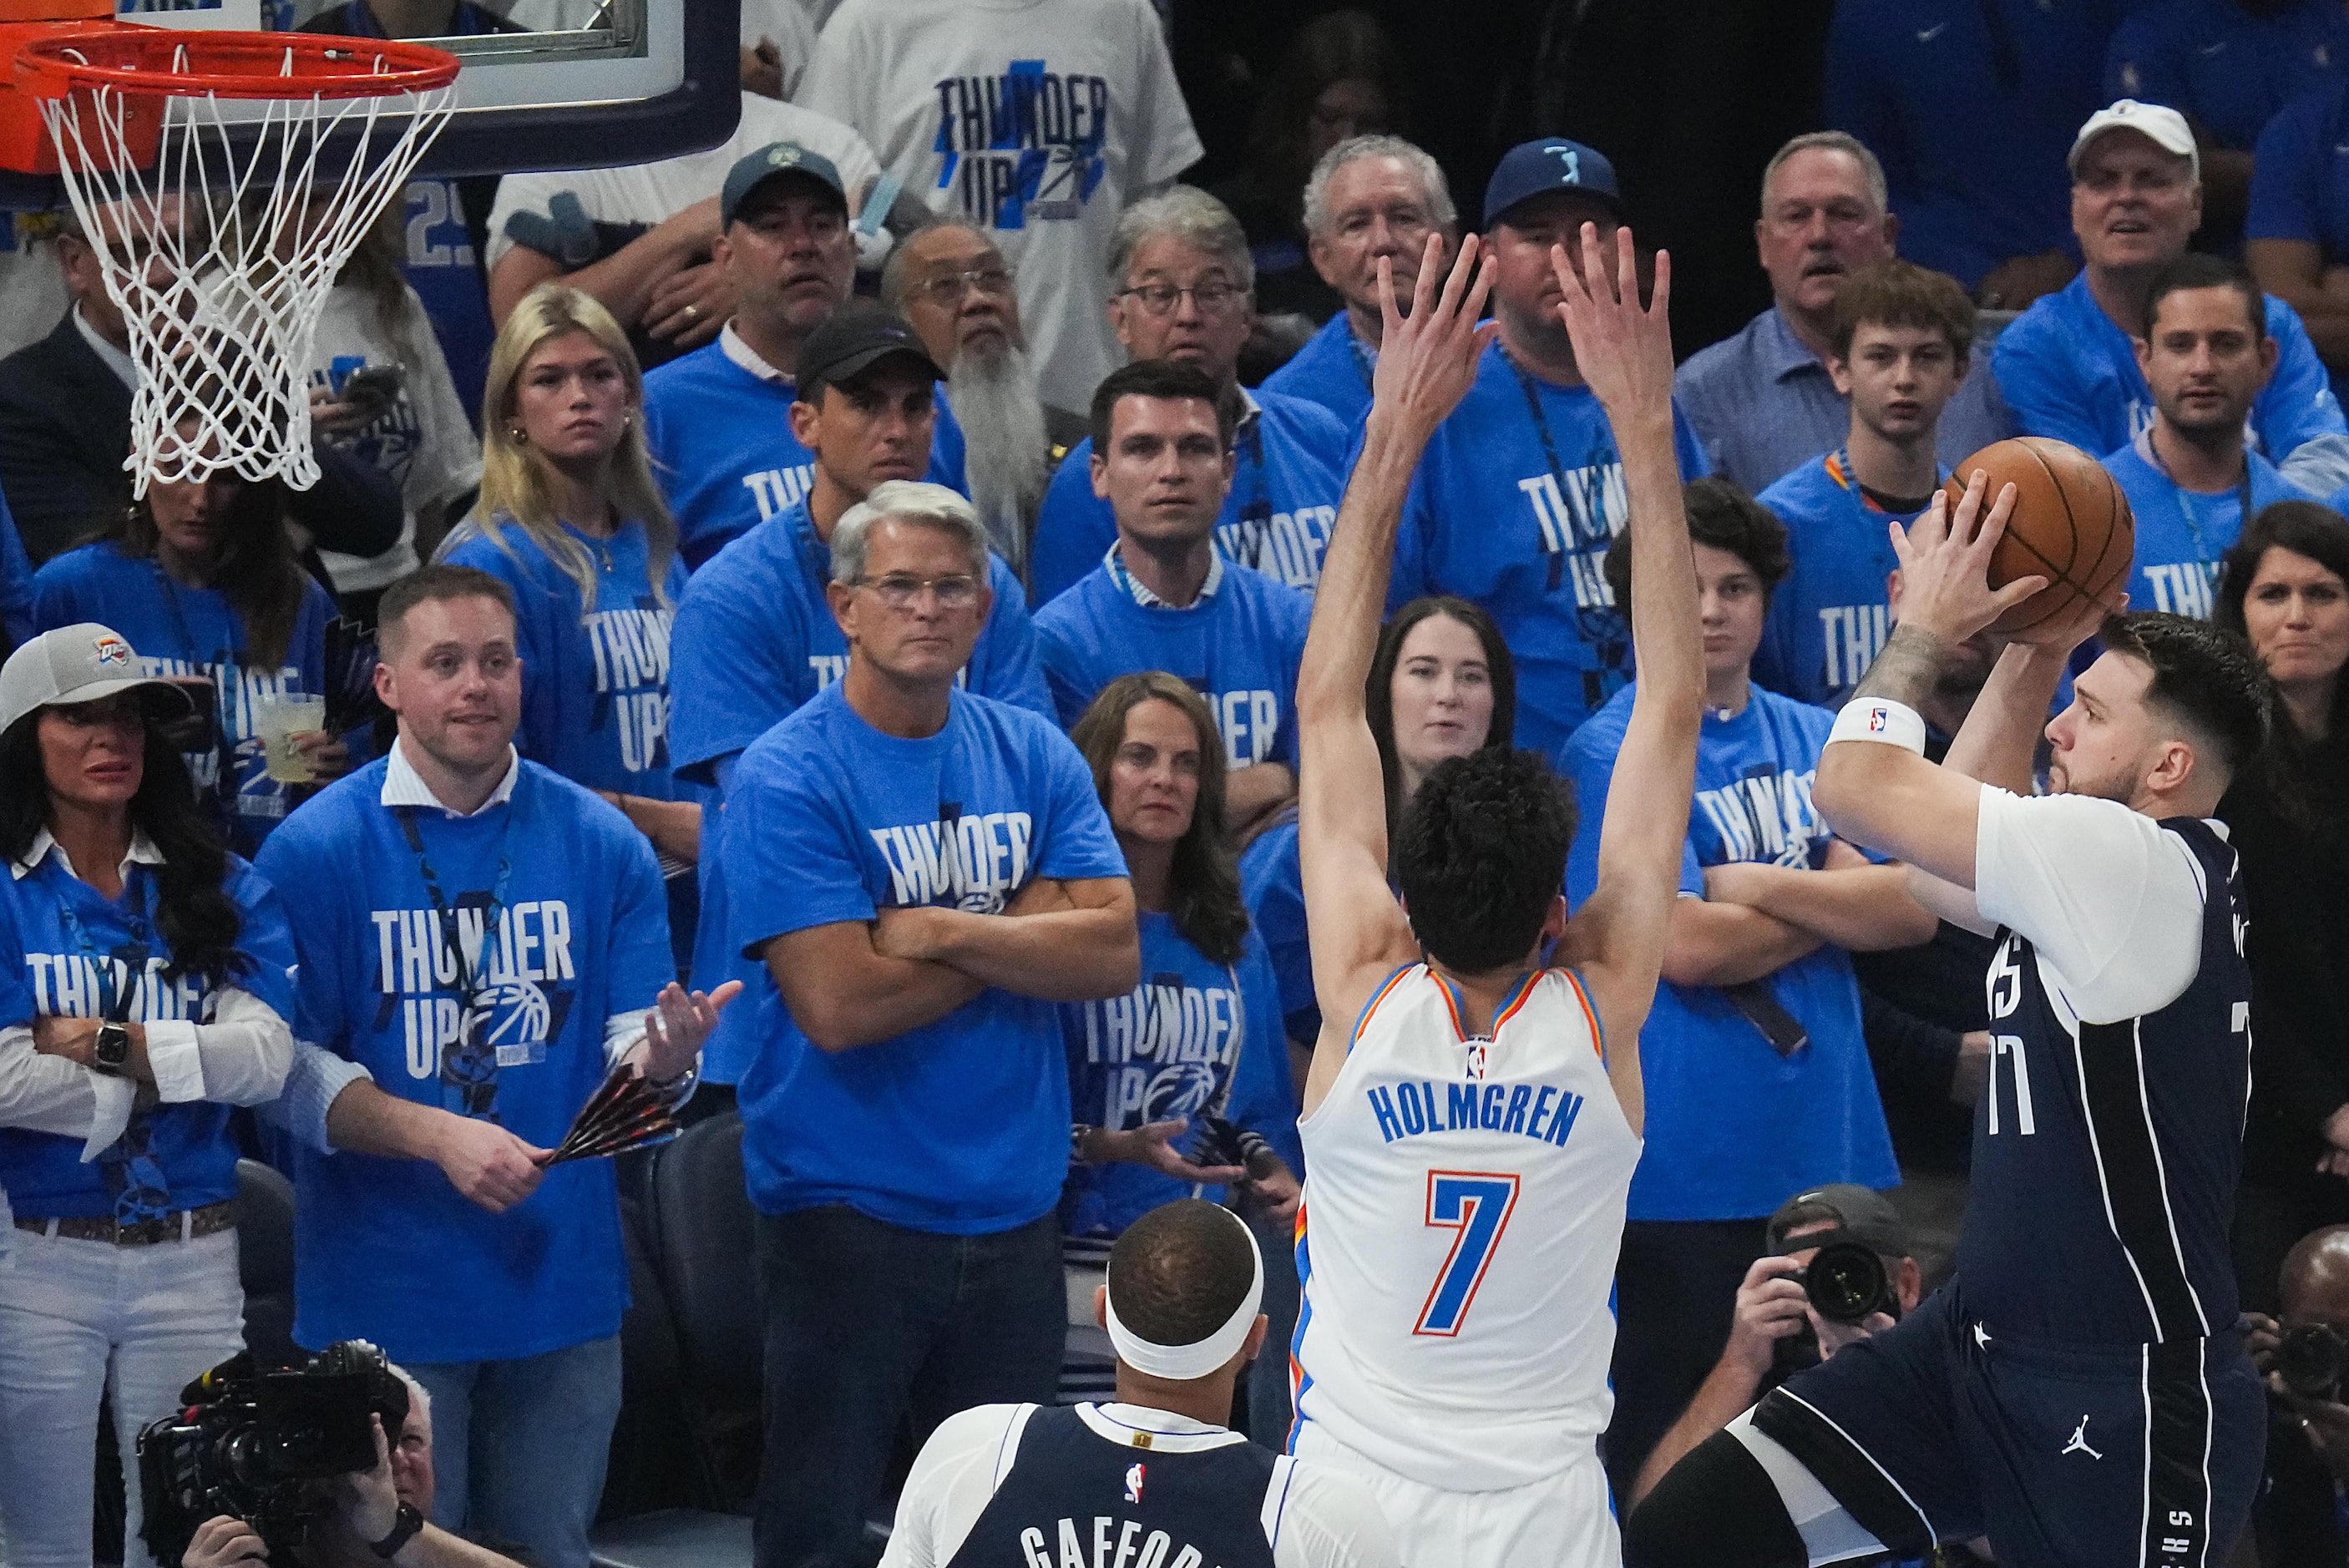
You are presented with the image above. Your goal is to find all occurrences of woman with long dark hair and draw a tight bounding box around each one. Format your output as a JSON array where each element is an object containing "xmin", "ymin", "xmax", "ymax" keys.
[
  {"xmin": 31, "ymin": 418, "xmax": 343, "ymax": 853},
  {"xmin": 0, "ymin": 624, "xmax": 296, "ymax": 1568},
  {"xmin": 2215, "ymin": 500, "xmax": 2349, "ymax": 1309},
  {"xmin": 1061, "ymin": 671, "xmax": 1301, "ymax": 1414},
  {"xmin": 1242, "ymin": 593, "xmax": 1514, "ymax": 1045}
]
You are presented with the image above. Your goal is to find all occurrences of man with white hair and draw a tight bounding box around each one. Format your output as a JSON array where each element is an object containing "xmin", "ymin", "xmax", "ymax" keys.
[
  {"xmin": 883, "ymin": 221, "xmax": 1088, "ymax": 579},
  {"xmin": 724, "ymin": 477, "xmax": 1139, "ymax": 1568},
  {"xmin": 1030, "ymin": 186, "xmax": 1351, "ymax": 605},
  {"xmin": 1675, "ymin": 131, "xmax": 2015, "ymax": 496},
  {"xmin": 1261, "ymin": 134, "xmax": 1459, "ymax": 431},
  {"xmin": 1995, "ymin": 99, "xmax": 2349, "ymax": 493}
]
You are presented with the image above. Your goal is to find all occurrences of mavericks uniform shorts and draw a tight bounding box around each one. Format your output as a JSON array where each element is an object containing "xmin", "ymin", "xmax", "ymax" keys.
[{"xmin": 1754, "ymin": 1285, "xmax": 2264, "ymax": 1568}]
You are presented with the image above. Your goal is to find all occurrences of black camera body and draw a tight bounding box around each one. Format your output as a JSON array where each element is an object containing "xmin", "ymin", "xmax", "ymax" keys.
[
  {"xmin": 137, "ymin": 1342, "xmax": 409, "ymax": 1568},
  {"xmin": 1795, "ymin": 1240, "xmax": 1898, "ymax": 1325},
  {"xmin": 2276, "ymin": 1323, "xmax": 2349, "ymax": 1402}
]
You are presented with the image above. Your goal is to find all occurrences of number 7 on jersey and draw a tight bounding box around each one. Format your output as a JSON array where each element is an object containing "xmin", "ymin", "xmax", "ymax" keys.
[{"xmin": 1414, "ymin": 1171, "xmax": 1521, "ymax": 1337}]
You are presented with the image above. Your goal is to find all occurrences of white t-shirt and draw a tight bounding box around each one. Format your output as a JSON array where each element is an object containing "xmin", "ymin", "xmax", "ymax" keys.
[
  {"xmin": 306, "ymin": 281, "xmax": 484, "ymax": 593},
  {"xmin": 483, "ymin": 93, "xmax": 883, "ymax": 274},
  {"xmin": 880, "ymin": 1403, "xmax": 1400, "ymax": 1568},
  {"xmin": 797, "ymin": 0, "xmax": 1202, "ymax": 412},
  {"xmin": 1971, "ymin": 787, "xmax": 2216, "ymax": 1026}
]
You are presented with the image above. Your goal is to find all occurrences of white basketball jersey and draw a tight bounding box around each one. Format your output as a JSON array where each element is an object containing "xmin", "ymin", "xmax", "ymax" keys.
[{"xmin": 1290, "ymin": 964, "xmax": 1640, "ymax": 1494}]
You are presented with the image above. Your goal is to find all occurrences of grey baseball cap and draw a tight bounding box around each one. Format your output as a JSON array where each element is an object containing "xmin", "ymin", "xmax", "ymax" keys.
[
  {"xmin": 0, "ymin": 624, "xmax": 193, "ymax": 736},
  {"xmin": 720, "ymin": 141, "xmax": 848, "ymax": 229}
]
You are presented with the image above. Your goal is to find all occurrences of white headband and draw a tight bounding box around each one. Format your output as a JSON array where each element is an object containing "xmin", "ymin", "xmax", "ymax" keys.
[{"xmin": 1103, "ymin": 1211, "xmax": 1265, "ymax": 1382}]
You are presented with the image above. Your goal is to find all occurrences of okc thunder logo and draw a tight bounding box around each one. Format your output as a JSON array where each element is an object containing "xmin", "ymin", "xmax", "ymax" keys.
[
  {"xmin": 93, "ymin": 635, "xmax": 131, "ymax": 667},
  {"xmin": 1123, "ymin": 1462, "xmax": 1145, "ymax": 1504},
  {"xmin": 1140, "ymin": 1063, "xmax": 1217, "ymax": 1123},
  {"xmin": 467, "ymin": 979, "xmax": 552, "ymax": 1055}
]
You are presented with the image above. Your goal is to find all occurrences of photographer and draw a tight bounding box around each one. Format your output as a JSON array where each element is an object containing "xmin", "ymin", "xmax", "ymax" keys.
[
  {"xmin": 1629, "ymin": 1185, "xmax": 1924, "ymax": 1507},
  {"xmin": 2247, "ymin": 1224, "xmax": 2349, "ymax": 1565},
  {"xmin": 179, "ymin": 1369, "xmax": 520, "ymax": 1568}
]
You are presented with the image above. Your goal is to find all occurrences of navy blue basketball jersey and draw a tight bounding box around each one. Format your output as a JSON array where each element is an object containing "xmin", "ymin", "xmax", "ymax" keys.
[
  {"xmin": 1959, "ymin": 817, "xmax": 2250, "ymax": 1345},
  {"xmin": 944, "ymin": 1404, "xmax": 1280, "ymax": 1568}
]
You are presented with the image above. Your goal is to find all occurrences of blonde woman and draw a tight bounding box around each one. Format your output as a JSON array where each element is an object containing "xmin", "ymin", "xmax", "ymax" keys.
[{"xmin": 438, "ymin": 285, "xmax": 698, "ymax": 873}]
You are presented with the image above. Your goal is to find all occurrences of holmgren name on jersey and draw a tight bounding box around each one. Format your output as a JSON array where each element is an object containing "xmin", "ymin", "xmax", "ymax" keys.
[{"xmin": 1364, "ymin": 1077, "xmax": 1589, "ymax": 1149}]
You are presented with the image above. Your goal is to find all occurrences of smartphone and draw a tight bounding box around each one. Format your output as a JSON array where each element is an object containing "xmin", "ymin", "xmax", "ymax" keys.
[{"xmin": 342, "ymin": 362, "xmax": 404, "ymax": 412}]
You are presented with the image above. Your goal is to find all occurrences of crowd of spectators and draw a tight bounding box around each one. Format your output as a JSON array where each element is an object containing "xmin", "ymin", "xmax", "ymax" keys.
[{"xmin": 11, "ymin": 2, "xmax": 2349, "ymax": 1566}]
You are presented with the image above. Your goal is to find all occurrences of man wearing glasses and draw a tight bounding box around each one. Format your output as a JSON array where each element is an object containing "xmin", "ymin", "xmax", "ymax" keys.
[
  {"xmin": 666, "ymin": 303, "xmax": 1052, "ymax": 1094},
  {"xmin": 1028, "ymin": 187, "xmax": 1352, "ymax": 605},
  {"xmin": 883, "ymin": 222, "xmax": 1090, "ymax": 580},
  {"xmin": 723, "ymin": 478, "xmax": 1139, "ymax": 1568}
]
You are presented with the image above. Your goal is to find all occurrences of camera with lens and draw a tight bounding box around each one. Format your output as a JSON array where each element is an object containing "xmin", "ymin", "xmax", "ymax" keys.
[
  {"xmin": 1795, "ymin": 1240, "xmax": 1899, "ymax": 1326},
  {"xmin": 2276, "ymin": 1323, "xmax": 2349, "ymax": 1402},
  {"xmin": 137, "ymin": 1341, "xmax": 409, "ymax": 1568}
]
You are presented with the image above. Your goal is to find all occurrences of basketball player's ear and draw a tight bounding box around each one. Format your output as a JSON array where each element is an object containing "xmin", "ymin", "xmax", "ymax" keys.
[
  {"xmin": 1239, "ymin": 1315, "xmax": 1270, "ymax": 1367},
  {"xmin": 1885, "ymin": 568, "xmax": 1905, "ymax": 613},
  {"xmin": 1541, "ymin": 893, "xmax": 1567, "ymax": 943},
  {"xmin": 1093, "ymin": 1284, "xmax": 1110, "ymax": 1332},
  {"xmin": 2147, "ymin": 735, "xmax": 2199, "ymax": 799}
]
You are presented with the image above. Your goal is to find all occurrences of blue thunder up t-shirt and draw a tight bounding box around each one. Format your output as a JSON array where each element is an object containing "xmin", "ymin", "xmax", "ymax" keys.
[
  {"xmin": 1756, "ymin": 450, "xmax": 1939, "ymax": 707},
  {"xmin": 726, "ymin": 685, "xmax": 1128, "ymax": 1232},
  {"xmin": 1387, "ymin": 340, "xmax": 1712, "ymax": 755},
  {"xmin": 33, "ymin": 543, "xmax": 332, "ymax": 855},
  {"xmin": 0, "ymin": 849, "xmax": 296, "ymax": 1221},
  {"xmin": 2251, "ymin": 83, "xmax": 2349, "ymax": 405},
  {"xmin": 1034, "ymin": 559, "xmax": 1311, "ymax": 768},
  {"xmin": 1994, "ymin": 272, "xmax": 2347, "ymax": 464},
  {"xmin": 2106, "ymin": 0, "xmax": 2349, "ymax": 156},
  {"xmin": 1061, "ymin": 911, "xmax": 1300, "ymax": 1238},
  {"xmin": 1028, "ymin": 389, "xmax": 1350, "ymax": 605},
  {"xmin": 1260, "ymin": 313, "xmax": 1374, "ymax": 432},
  {"xmin": 442, "ymin": 515, "xmax": 691, "ymax": 799},
  {"xmin": 256, "ymin": 759, "xmax": 676, "ymax": 1363},
  {"xmin": 1560, "ymin": 683, "xmax": 1898, "ymax": 1221},
  {"xmin": 2102, "ymin": 438, "xmax": 2316, "ymax": 620}
]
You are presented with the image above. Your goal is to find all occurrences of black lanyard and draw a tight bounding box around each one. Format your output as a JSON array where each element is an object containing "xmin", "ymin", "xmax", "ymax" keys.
[
  {"xmin": 1505, "ymin": 348, "xmax": 1632, "ymax": 708},
  {"xmin": 53, "ymin": 878, "xmax": 145, "ymax": 1026},
  {"xmin": 395, "ymin": 803, "xmax": 516, "ymax": 1112}
]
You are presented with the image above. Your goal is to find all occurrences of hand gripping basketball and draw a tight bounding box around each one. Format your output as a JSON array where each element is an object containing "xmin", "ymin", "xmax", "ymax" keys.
[{"xmin": 1886, "ymin": 470, "xmax": 2049, "ymax": 649}]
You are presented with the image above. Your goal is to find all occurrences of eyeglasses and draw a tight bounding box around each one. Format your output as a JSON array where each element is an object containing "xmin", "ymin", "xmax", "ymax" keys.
[
  {"xmin": 906, "ymin": 266, "xmax": 1015, "ymax": 306},
  {"xmin": 1116, "ymin": 280, "xmax": 1248, "ymax": 316},
  {"xmin": 855, "ymin": 572, "xmax": 982, "ymax": 609}
]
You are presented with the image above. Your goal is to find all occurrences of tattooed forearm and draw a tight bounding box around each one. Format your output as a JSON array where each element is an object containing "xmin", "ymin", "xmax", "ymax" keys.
[{"xmin": 1850, "ymin": 624, "xmax": 1952, "ymax": 710}]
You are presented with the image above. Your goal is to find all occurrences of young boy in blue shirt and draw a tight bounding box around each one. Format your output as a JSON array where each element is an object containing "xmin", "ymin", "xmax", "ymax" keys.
[
  {"xmin": 1028, "ymin": 188, "xmax": 1349, "ymax": 604},
  {"xmin": 721, "ymin": 479, "xmax": 1137, "ymax": 1568},
  {"xmin": 1758, "ymin": 260, "xmax": 1972, "ymax": 706},
  {"xmin": 667, "ymin": 304, "xmax": 1049, "ymax": 1089},
  {"xmin": 1035, "ymin": 360, "xmax": 1311, "ymax": 834},
  {"xmin": 1559, "ymin": 480, "xmax": 1932, "ymax": 1505},
  {"xmin": 2102, "ymin": 255, "xmax": 2316, "ymax": 618},
  {"xmin": 257, "ymin": 565, "xmax": 736, "ymax": 1568}
]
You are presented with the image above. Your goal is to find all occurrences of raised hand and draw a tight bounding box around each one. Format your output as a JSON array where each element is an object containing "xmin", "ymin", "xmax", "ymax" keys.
[
  {"xmin": 1552, "ymin": 223, "xmax": 1673, "ymax": 419},
  {"xmin": 640, "ymin": 979, "xmax": 743, "ymax": 1081},
  {"xmin": 1884, "ymin": 470, "xmax": 2047, "ymax": 648},
  {"xmin": 1369, "ymin": 230, "xmax": 1498, "ymax": 441}
]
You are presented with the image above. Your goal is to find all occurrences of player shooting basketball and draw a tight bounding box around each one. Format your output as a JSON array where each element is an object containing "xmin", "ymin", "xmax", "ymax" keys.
[
  {"xmin": 1627, "ymin": 482, "xmax": 2276, "ymax": 1568},
  {"xmin": 1283, "ymin": 222, "xmax": 1703, "ymax": 1567}
]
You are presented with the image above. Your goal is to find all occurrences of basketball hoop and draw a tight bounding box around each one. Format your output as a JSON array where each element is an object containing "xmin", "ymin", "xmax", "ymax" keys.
[{"xmin": 3, "ymin": 23, "xmax": 458, "ymax": 494}]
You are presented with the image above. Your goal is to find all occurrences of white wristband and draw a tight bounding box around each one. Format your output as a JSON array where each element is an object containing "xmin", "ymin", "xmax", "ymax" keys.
[{"xmin": 1829, "ymin": 697, "xmax": 1928, "ymax": 755}]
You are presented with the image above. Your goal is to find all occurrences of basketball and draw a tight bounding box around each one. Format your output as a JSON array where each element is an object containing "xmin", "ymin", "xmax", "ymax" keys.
[{"xmin": 1940, "ymin": 437, "xmax": 2135, "ymax": 636}]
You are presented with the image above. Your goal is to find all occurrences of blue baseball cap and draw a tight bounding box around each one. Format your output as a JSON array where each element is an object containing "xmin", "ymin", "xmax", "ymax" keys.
[{"xmin": 1482, "ymin": 139, "xmax": 1625, "ymax": 229}]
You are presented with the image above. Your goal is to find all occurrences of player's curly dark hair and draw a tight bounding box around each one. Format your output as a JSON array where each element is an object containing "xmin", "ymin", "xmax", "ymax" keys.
[
  {"xmin": 2098, "ymin": 611, "xmax": 2275, "ymax": 778},
  {"xmin": 0, "ymin": 709, "xmax": 250, "ymax": 987},
  {"xmin": 1107, "ymin": 1198, "xmax": 1260, "ymax": 1352},
  {"xmin": 1394, "ymin": 747, "xmax": 1576, "ymax": 975},
  {"xmin": 1605, "ymin": 478, "xmax": 1790, "ymax": 615}
]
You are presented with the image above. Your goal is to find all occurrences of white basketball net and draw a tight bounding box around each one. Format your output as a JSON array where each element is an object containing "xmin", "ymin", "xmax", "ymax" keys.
[{"xmin": 41, "ymin": 63, "xmax": 455, "ymax": 494}]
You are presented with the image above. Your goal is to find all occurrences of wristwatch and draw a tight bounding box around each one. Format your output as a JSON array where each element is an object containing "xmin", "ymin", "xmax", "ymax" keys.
[
  {"xmin": 92, "ymin": 1022, "xmax": 130, "ymax": 1073},
  {"xmin": 368, "ymin": 1502, "xmax": 424, "ymax": 1560}
]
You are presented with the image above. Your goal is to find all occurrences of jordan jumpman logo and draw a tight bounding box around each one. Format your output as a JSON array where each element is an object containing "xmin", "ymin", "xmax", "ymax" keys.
[{"xmin": 2063, "ymin": 1415, "xmax": 2103, "ymax": 1459}]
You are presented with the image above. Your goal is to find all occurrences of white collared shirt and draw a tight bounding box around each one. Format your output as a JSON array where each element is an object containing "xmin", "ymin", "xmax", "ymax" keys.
[
  {"xmin": 70, "ymin": 303, "xmax": 137, "ymax": 392},
  {"xmin": 719, "ymin": 321, "xmax": 794, "ymax": 387},
  {"xmin": 381, "ymin": 738, "xmax": 522, "ymax": 818},
  {"xmin": 10, "ymin": 826, "xmax": 165, "ymax": 884}
]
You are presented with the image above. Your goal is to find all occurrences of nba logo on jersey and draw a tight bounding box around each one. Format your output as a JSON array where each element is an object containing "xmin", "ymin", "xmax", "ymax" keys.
[
  {"xmin": 1122, "ymin": 1462, "xmax": 1145, "ymax": 1504},
  {"xmin": 1464, "ymin": 1040, "xmax": 1489, "ymax": 1080}
]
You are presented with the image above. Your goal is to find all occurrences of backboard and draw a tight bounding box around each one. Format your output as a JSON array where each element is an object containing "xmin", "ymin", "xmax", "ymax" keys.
[{"xmin": 0, "ymin": 0, "xmax": 741, "ymax": 208}]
